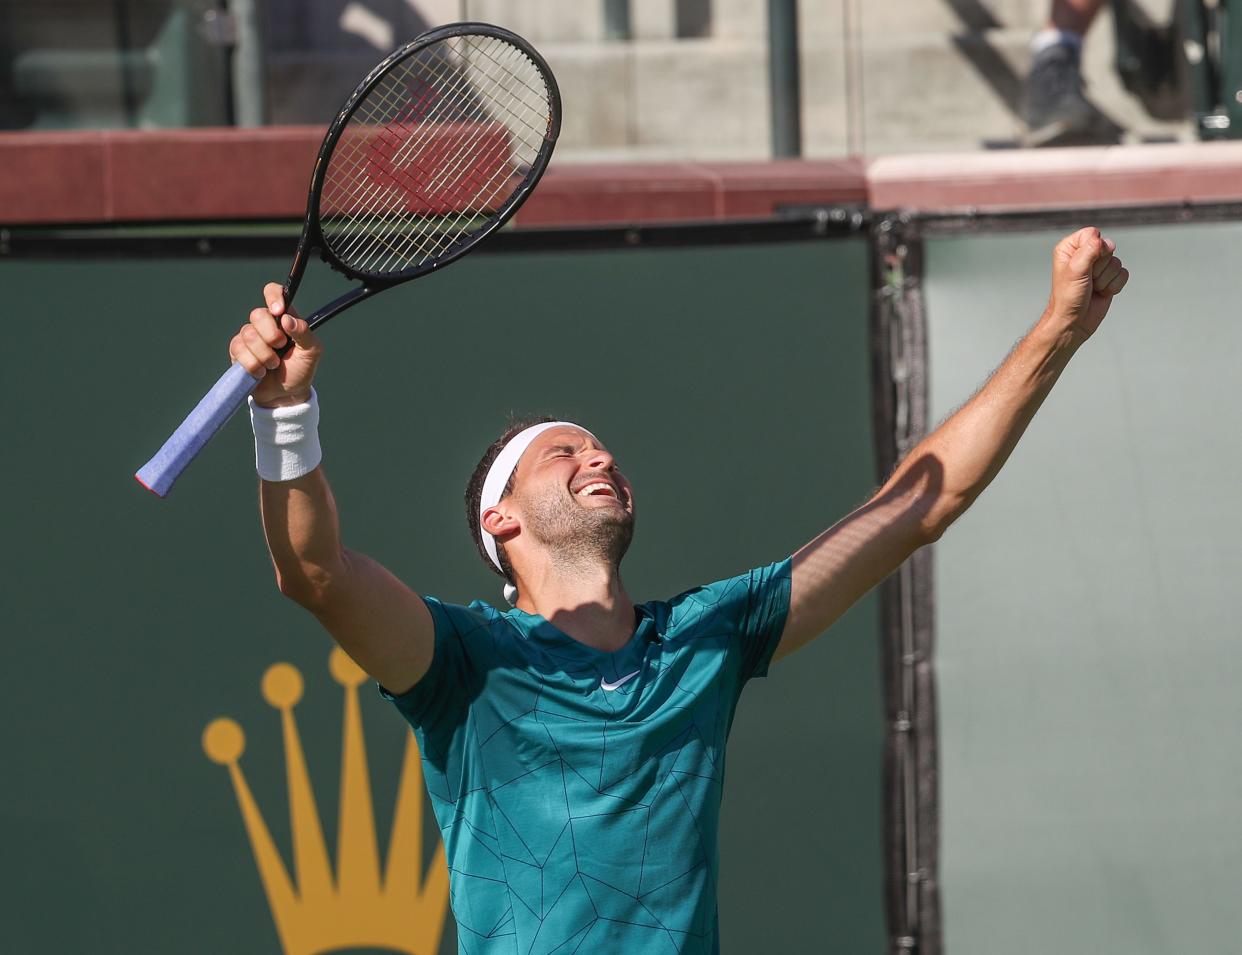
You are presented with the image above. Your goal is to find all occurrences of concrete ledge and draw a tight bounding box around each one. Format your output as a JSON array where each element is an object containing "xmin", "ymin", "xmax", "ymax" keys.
[
  {"xmin": 868, "ymin": 142, "xmax": 1242, "ymax": 212},
  {"xmin": 1, "ymin": 129, "xmax": 1240, "ymax": 228}
]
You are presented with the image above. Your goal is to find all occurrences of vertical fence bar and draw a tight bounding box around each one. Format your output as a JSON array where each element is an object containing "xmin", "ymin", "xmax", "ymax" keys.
[
  {"xmin": 842, "ymin": 0, "xmax": 866, "ymax": 155},
  {"xmin": 1222, "ymin": 0, "xmax": 1242, "ymax": 135},
  {"xmin": 604, "ymin": 0, "xmax": 633, "ymax": 41},
  {"xmin": 871, "ymin": 215, "xmax": 941, "ymax": 955},
  {"xmin": 229, "ymin": 0, "xmax": 267, "ymax": 126},
  {"xmin": 768, "ymin": 0, "xmax": 802, "ymax": 157}
]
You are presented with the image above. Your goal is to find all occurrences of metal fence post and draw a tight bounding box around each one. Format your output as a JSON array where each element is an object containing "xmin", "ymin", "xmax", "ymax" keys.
[
  {"xmin": 768, "ymin": 0, "xmax": 802, "ymax": 157},
  {"xmin": 229, "ymin": 0, "xmax": 267, "ymax": 126}
]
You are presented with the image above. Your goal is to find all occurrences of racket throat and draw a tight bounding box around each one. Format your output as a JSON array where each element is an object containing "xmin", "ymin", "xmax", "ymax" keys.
[{"xmin": 304, "ymin": 284, "xmax": 379, "ymax": 334}]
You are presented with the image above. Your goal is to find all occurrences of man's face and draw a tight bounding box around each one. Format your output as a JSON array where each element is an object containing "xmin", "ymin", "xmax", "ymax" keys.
[{"xmin": 506, "ymin": 426, "xmax": 635, "ymax": 568}]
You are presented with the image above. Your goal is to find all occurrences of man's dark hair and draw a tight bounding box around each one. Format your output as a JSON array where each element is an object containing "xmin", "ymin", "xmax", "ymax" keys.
[{"xmin": 465, "ymin": 414, "xmax": 557, "ymax": 581}]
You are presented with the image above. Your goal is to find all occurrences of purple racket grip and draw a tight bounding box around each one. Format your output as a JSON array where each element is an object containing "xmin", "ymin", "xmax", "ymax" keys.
[{"xmin": 135, "ymin": 362, "xmax": 262, "ymax": 497}]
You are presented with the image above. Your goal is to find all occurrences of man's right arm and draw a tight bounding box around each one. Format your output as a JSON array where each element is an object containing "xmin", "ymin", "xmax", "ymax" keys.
[{"xmin": 233, "ymin": 283, "xmax": 434, "ymax": 695}]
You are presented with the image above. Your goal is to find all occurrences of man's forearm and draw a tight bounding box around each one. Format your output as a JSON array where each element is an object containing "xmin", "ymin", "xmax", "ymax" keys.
[
  {"xmin": 779, "ymin": 228, "xmax": 1125, "ymax": 657},
  {"xmin": 888, "ymin": 310, "xmax": 1085, "ymax": 539},
  {"xmin": 259, "ymin": 466, "xmax": 349, "ymax": 605}
]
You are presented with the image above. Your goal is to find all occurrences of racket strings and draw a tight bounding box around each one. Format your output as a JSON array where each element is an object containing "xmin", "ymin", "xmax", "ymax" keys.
[
  {"xmin": 333, "ymin": 46, "xmax": 535, "ymax": 272},
  {"xmin": 325, "ymin": 45, "xmax": 536, "ymax": 271},
  {"xmin": 319, "ymin": 33, "xmax": 552, "ymax": 276},
  {"xmin": 350, "ymin": 44, "xmax": 546, "ymax": 220},
  {"xmin": 326, "ymin": 50, "xmax": 496, "ymax": 214},
  {"xmin": 322, "ymin": 58, "xmax": 489, "ymax": 263},
  {"xmin": 335, "ymin": 46, "xmax": 544, "ymax": 272},
  {"xmin": 365, "ymin": 50, "xmax": 544, "ymax": 271},
  {"xmin": 324, "ymin": 52, "xmax": 491, "ymax": 218}
]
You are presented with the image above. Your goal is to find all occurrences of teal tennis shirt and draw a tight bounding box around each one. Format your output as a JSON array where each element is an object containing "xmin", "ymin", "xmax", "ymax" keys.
[{"xmin": 383, "ymin": 558, "xmax": 792, "ymax": 954}]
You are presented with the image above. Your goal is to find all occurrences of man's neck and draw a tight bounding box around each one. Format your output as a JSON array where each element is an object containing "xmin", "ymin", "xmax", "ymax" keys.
[{"xmin": 515, "ymin": 563, "xmax": 635, "ymax": 653}]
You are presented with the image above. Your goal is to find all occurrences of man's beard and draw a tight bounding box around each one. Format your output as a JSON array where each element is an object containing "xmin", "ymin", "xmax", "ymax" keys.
[{"xmin": 520, "ymin": 488, "xmax": 634, "ymax": 571}]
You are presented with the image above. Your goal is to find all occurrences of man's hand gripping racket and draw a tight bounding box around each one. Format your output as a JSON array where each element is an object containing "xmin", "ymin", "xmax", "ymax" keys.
[{"xmin": 136, "ymin": 23, "xmax": 561, "ymax": 496}]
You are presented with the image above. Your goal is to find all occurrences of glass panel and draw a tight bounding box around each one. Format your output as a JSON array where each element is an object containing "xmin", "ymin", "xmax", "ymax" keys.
[{"xmin": 2, "ymin": 0, "xmax": 1213, "ymax": 154}]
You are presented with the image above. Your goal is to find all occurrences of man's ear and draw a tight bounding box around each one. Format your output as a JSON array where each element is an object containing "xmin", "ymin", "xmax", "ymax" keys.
[{"xmin": 481, "ymin": 505, "xmax": 519, "ymax": 541}]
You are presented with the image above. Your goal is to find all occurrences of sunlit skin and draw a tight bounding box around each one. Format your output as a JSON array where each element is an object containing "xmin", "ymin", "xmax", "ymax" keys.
[
  {"xmin": 780, "ymin": 228, "xmax": 1128, "ymax": 660},
  {"xmin": 232, "ymin": 227, "xmax": 1127, "ymax": 694},
  {"xmin": 481, "ymin": 427, "xmax": 637, "ymax": 653}
]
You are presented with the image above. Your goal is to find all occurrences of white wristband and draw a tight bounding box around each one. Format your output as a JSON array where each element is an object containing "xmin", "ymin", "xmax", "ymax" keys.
[{"xmin": 248, "ymin": 389, "xmax": 322, "ymax": 482}]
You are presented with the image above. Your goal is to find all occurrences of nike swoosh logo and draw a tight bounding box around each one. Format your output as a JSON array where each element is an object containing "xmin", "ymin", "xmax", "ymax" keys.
[{"xmin": 600, "ymin": 669, "xmax": 641, "ymax": 692}]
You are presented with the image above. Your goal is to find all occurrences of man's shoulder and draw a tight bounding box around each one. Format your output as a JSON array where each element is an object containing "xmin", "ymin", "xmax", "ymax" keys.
[
  {"xmin": 643, "ymin": 558, "xmax": 793, "ymax": 639},
  {"xmin": 422, "ymin": 593, "xmax": 509, "ymax": 639},
  {"xmin": 645, "ymin": 576, "xmax": 750, "ymax": 635}
]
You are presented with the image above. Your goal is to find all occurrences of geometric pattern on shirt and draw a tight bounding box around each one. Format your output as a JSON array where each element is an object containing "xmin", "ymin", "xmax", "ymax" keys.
[{"xmin": 398, "ymin": 567, "xmax": 785, "ymax": 955}]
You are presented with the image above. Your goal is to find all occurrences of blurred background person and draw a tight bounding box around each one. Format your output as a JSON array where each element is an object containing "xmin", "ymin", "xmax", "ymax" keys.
[{"xmin": 1025, "ymin": 0, "xmax": 1113, "ymax": 145}]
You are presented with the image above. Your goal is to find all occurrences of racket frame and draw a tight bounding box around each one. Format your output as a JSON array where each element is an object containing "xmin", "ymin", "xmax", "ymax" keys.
[
  {"xmin": 135, "ymin": 22, "xmax": 561, "ymax": 497},
  {"xmin": 284, "ymin": 21, "xmax": 563, "ymax": 334}
]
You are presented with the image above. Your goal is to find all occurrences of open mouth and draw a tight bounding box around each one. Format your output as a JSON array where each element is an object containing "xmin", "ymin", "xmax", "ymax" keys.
[{"xmin": 576, "ymin": 481, "xmax": 619, "ymax": 500}]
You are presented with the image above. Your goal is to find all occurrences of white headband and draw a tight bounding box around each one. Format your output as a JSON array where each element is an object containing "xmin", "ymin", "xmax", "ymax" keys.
[{"xmin": 478, "ymin": 421, "xmax": 593, "ymax": 602}]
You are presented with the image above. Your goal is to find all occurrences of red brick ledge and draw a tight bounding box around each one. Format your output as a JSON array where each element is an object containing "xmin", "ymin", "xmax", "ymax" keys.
[
  {"xmin": 0, "ymin": 127, "xmax": 867, "ymax": 227},
  {"xmin": 0, "ymin": 128, "xmax": 323, "ymax": 224},
  {"xmin": 2, "ymin": 128, "xmax": 1241, "ymax": 227}
]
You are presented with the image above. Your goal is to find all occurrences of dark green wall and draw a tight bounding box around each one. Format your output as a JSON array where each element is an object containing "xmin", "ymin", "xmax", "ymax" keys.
[{"xmin": 1, "ymin": 237, "xmax": 884, "ymax": 953}]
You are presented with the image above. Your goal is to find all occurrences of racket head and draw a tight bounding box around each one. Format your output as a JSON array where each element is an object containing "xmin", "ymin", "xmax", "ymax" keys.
[{"xmin": 290, "ymin": 22, "xmax": 561, "ymax": 301}]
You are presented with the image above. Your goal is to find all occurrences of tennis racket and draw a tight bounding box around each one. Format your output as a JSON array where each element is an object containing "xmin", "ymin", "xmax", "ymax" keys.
[{"xmin": 135, "ymin": 22, "xmax": 561, "ymax": 497}]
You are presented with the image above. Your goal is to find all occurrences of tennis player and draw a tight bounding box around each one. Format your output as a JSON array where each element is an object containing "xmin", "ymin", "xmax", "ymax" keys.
[{"xmin": 231, "ymin": 227, "xmax": 1127, "ymax": 953}]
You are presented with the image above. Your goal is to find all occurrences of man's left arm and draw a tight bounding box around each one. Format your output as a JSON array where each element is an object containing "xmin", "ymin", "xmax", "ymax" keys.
[{"xmin": 774, "ymin": 226, "xmax": 1129, "ymax": 661}]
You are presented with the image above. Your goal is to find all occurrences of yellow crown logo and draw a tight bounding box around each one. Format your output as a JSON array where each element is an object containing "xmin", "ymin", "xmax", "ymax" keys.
[{"xmin": 202, "ymin": 648, "xmax": 449, "ymax": 955}]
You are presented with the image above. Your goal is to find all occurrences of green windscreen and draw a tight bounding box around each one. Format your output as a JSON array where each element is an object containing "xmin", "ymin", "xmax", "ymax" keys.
[
  {"xmin": 925, "ymin": 222, "xmax": 1242, "ymax": 954},
  {"xmin": 1, "ymin": 235, "xmax": 884, "ymax": 953}
]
